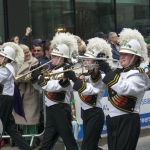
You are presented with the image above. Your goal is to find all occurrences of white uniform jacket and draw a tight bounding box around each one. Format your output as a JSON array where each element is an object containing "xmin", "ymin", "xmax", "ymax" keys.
[
  {"xmin": 32, "ymin": 64, "xmax": 73, "ymax": 107},
  {"xmin": 102, "ymin": 67, "xmax": 150, "ymax": 117},
  {"xmin": 73, "ymin": 71, "xmax": 105, "ymax": 110},
  {"xmin": 0, "ymin": 63, "xmax": 15, "ymax": 96}
]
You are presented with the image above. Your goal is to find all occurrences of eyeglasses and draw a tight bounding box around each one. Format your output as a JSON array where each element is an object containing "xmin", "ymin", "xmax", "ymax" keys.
[
  {"xmin": 34, "ymin": 50, "xmax": 42, "ymax": 52},
  {"xmin": 24, "ymin": 51, "xmax": 30, "ymax": 55}
]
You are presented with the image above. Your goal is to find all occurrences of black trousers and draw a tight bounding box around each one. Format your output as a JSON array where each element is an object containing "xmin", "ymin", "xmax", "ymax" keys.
[
  {"xmin": 81, "ymin": 107, "xmax": 104, "ymax": 150},
  {"xmin": 39, "ymin": 103, "xmax": 78, "ymax": 150},
  {"xmin": 106, "ymin": 114, "xmax": 140, "ymax": 150},
  {"xmin": 0, "ymin": 95, "xmax": 32, "ymax": 150}
]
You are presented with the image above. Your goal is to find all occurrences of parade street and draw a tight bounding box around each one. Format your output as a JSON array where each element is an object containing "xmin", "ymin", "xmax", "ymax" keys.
[
  {"xmin": 1, "ymin": 135, "xmax": 150, "ymax": 150},
  {"xmin": 99, "ymin": 135, "xmax": 150, "ymax": 150}
]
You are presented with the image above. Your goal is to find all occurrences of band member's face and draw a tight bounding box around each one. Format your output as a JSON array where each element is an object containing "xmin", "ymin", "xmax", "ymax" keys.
[
  {"xmin": 0, "ymin": 55, "xmax": 8, "ymax": 64},
  {"xmin": 51, "ymin": 55, "xmax": 62, "ymax": 65},
  {"xmin": 119, "ymin": 53, "xmax": 134, "ymax": 67},
  {"xmin": 84, "ymin": 60, "xmax": 95, "ymax": 70}
]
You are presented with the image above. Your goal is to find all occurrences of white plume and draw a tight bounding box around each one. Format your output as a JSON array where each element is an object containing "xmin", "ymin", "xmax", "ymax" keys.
[
  {"xmin": 51, "ymin": 32, "xmax": 78, "ymax": 59},
  {"xmin": 87, "ymin": 37, "xmax": 112, "ymax": 58},
  {"xmin": 119, "ymin": 28, "xmax": 147, "ymax": 61}
]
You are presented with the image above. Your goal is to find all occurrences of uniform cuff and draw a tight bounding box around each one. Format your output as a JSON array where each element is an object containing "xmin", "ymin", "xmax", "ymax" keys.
[
  {"xmin": 90, "ymin": 71, "xmax": 101, "ymax": 83},
  {"xmin": 102, "ymin": 70, "xmax": 120, "ymax": 87},
  {"xmin": 30, "ymin": 78, "xmax": 38, "ymax": 84},
  {"xmin": 38, "ymin": 76, "xmax": 48, "ymax": 87},
  {"xmin": 59, "ymin": 79, "xmax": 70, "ymax": 88},
  {"xmin": 73, "ymin": 79, "xmax": 86, "ymax": 93}
]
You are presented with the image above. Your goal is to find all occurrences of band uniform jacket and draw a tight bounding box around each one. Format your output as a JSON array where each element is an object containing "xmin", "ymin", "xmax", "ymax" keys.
[
  {"xmin": 32, "ymin": 64, "xmax": 73, "ymax": 106},
  {"xmin": 0, "ymin": 63, "xmax": 15, "ymax": 96},
  {"xmin": 72, "ymin": 71, "xmax": 105, "ymax": 110},
  {"xmin": 102, "ymin": 67, "xmax": 150, "ymax": 117},
  {"xmin": 13, "ymin": 56, "xmax": 40, "ymax": 125}
]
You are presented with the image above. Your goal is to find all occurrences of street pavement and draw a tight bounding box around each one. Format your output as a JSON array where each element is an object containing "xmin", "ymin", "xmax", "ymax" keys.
[
  {"xmin": 99, "ymin": 135, "xmax": 150, "ymax": 150},
  {"xmin": 1, "ymin": 135, "xmax": 150, "ymax": 149}
]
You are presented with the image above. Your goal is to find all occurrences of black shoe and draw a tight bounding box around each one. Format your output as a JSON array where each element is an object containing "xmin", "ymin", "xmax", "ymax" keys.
[{"xmin": 97, "ymin": 147, "xmax": 103, "ymax": 150}]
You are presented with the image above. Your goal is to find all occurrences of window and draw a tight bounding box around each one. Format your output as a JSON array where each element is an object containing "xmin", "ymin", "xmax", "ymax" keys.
[
  {"xmin": 116, "ymin": 0, "xmax": 150, "ymax": 36},
  {"xmin": 0, "ymin": 0, "xmax": 5, "ymax": 44}
]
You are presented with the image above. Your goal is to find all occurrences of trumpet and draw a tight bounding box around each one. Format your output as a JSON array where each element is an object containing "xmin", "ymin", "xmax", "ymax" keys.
[
  {"xmin": 14, "ymin": 62, "xmax": 100, "ymax": 82},
  {"xmin": 42, "ymin": 65, "xmax": 83, "ymax": 81},
  {"xmin": 14, "ymin": 60, "xmax": 51, "ymax": 82},
  {"xmin": 78, "ymin": 56, "xmax": 119, "ymax": 62},
  {"xmin": 40, "ymin": 64, "xmax": 100, "ymax": 81}
]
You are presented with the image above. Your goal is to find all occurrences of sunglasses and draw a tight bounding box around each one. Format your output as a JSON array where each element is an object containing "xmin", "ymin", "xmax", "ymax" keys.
[{"xmin": 34, "ymin": 50, "xmax": 42, "ymax": 52}]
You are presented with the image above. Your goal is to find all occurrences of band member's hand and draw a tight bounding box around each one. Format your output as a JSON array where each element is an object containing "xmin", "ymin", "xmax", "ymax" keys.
[
  {"xmin": 79, "ymin": 74, "xmax": 85, "ymax": 81},
  {"xmin": 97, "ymin": 60, "xmax": 111, "ymax": 74},
  {"xmin": 96, "ymin": 52, "xmax": 111, "ymax": 74},
  {"xmin": 96, "ymin": 52, "xmax": 106, "ymax": 58},
  {"xmin": 31, "ymin": 69, "xmax": 41, "ymax": 79},
  {"xmin": 30, "ymin": 63, "xmax": 41, "ymax": 71},
  {"xmin": 64, "ymin": 63, "xmax": 71, "ymax": 70},
  {"xmin": 64, "ymin": 71, "xmax": 78, "ymax": 82}
]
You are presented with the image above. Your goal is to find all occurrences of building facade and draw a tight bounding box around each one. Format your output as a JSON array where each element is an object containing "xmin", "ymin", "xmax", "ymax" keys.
[{"xmin": 0, "ymin": 0, "xmax": 150, "ymax": 45}]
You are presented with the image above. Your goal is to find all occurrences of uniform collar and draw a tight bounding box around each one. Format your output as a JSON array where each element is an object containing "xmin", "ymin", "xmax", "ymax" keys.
[{"xmin": 53, "ymin": 63, "xmax": 65, "ymax": 70}]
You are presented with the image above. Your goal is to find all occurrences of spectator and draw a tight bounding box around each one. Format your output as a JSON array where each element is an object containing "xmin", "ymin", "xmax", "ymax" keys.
[
  {"xmin": 40, "ymin": 41, "xmax": 53, "ymax": 69},
  {"xmin": 13, "ymin": 44, "xmax": 40, "ymax": 148},
  {"xmin": 33, "ymin": 40, "xmax": 44, "ymax": 60},
  {"xmin": 9, "ymin": 27, "xmax": 32, "ymax": 45},
  {"xmin": 20, "ymin": 27, "xmax": 32, "ymax": 45},
  {"xmin": 10, "ymin": 36, "xmax": 19, "ymax": 44},
  {"xmin": 93, "ymin": 32, "xmax": 108, "ymax": 41},
  {"xmin": 108, "ymin": 32, "xmax": 119, "ymax": 60},
  {"xmin": 74, "ymin": 35, "xmax": 86, "ymax": 56},
  {"xmin": 31, "ymin": 39, "xmax": 42, "ymax": 56}
]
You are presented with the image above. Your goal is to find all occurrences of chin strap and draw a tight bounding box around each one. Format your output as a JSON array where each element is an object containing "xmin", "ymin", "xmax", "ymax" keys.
[{"xmin": 55, "ymin": 57, "xmax": 62, "ymax": 66}]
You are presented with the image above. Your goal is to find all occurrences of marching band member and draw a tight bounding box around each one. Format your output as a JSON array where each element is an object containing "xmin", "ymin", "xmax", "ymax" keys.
[
  {"xmin": 0, "ymin": 42, "xmax": 33, "ymax": 150},
  {"xmin": 30, "ymin": 32, "xmax": 79, "ymax": 150},
  {"xmin": 97, "ymin": 28, "xmax": 150, "ymax": 150},
  {"xmin": 64, "ymin": 38, "xmax": 112, "ymax": 150}
]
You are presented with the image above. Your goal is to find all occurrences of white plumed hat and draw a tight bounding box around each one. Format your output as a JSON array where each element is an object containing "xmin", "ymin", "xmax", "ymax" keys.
[
  {"xmin": 1, "ymin": 42, "xmax": 24, "ymax": 65},
  {"xmin": 119, "ymin": 28, "xmax": 147, "ymax": 61},
  {"xmin": 85, "ymin": 37, "xmax": 112, "ymax": 59},
  {"xmin": 51, "ymin": 32, "xmax": 78, "ymax": 63}
]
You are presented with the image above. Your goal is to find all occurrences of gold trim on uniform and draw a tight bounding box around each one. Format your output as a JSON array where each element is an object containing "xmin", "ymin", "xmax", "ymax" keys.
[
  {"xmin": 39, "ymin": 79, "xmax": 47, "ymax": 87},
  {"xmin": 107, "ymin": 74, "xmax": 120, "ymax": 87},
  {"xmin": 90, "ymin": 72, "xmax": 101, "ymax": 83},
  {"xmin": 78, "ymin": 81, "xmax": 86, "ymax": 93}
]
